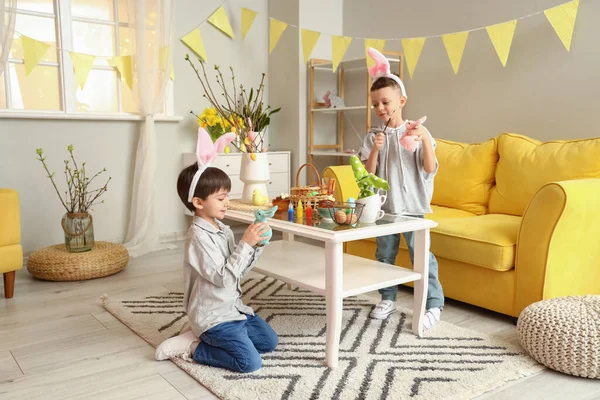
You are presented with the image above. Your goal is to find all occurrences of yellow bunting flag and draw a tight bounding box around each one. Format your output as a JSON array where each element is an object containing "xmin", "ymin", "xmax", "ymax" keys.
[
  {"xmin": 401, "ymin": 37, "xmax": 426, "ymax": 79},
  {"xmin": 108, "ymin": 55, "xmax": 133, "ymax": 91},
  {"xmin": 241, "ymin": 8, "xmax": 258, "ymax": 40},
  {"xmin": 207, "ymin": 5, "xmax": 234, "ymax": 39},
  {"xmin": 69, "ymin": 52, "xmax": 96, "ymax": 90},
  {"xmin": 486, "ymin": 20, "xmax": 517, "ymax": 67},
  {"xmin": 364, "ymin": 39, "xmax": 386, "ymax": 68},
  {"xmin": 269, "ymin": 18, "xmax": 288, "ymax": 54},
  {"xmin": 181, "ymin": 28, "xmax": 207, "ymax": 61},
  {"xmin": 21, "ymin": 36, "xmax": 50, "ymax": 76},
  {"xmin": 301, "ymin": 29, "xmax": 321, "ymax": 64},
  {"xmin": 442, "ymin": 31, "xmax": 469, "ymax": 75},
  {"xmin": 331, "ymin": 35, "xmax": 352, "ymax": 72},
  {"xmin": 544, "ymin": 0, "xmax": 579, "ymax": 51}
]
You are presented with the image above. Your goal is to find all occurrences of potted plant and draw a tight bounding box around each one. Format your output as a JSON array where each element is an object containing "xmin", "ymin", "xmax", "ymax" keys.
[
  {"xmin": 186, "ymin": 54, "xmax": 281, "ymax": 204},
  {"xmin": 349, "ymin": 155, "xmax": 389, "ymax": 223},
  {"xmin": 35, "ymin": 145, "xmax": 111, "ymax": 252}
]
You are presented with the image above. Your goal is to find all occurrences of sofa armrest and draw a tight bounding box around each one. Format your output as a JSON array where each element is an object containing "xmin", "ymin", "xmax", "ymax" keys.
[
  {"xmin": 514, "ymin": 179, "xmax": 600, "ymax": 315},
  {"xmin": 322, "ymin": 165, "xmax": 360, "ymax": 203}
]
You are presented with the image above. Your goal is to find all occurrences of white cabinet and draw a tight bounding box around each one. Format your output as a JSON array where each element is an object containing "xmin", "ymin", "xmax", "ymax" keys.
[{"xmin": 182, "ymin": 151, "xmax": 291, "ymax": 200}]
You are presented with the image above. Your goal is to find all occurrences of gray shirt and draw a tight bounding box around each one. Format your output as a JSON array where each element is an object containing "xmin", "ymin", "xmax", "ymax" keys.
[
  {"xmin": 183, "ymin": 216, "xmax": 264, "ymax": 336},
  {"xmin": 358, "ymin": 122, "xmax": 438, "ymax": 216}
]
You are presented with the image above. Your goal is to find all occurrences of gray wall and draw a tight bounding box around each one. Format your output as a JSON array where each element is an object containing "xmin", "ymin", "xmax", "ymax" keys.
[{"xmin": 343, "ymin": 0, "xmax": 599, "ymax": 143}]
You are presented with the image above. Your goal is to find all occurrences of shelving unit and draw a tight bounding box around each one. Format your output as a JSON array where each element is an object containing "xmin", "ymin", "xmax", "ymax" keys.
[{"xmin": 307, "ymin": 51, "xmax": 404, "ymax": 179}]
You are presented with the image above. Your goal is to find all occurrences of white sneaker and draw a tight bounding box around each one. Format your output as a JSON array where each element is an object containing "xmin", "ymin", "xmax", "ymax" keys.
[
  {"xmin": 421, "ymin": 307, "xmax": 441, "ymax": 331},
  {"xmin": 369, "ymin": 300, "xmax": 396, "ymax": 319},
  {"xmin": 155, "ymin": 330, "xmax": 198, "ymax": 361}
]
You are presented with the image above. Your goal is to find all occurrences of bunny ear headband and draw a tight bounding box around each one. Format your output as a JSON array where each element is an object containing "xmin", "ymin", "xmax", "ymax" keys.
[
  {"xmin": 367, "ymin": 47, "xmax": 407, "ymax": 99},
  {"xmin": 187, "ymin": 128, "xmax": 236, "ymax": 203}
]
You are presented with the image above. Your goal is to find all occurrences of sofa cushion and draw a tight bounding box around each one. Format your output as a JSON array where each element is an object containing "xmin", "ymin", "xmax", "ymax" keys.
[
  {"xmin": 489, "ymin": 134, "xmax": 600, "ymax": 216},
  {"xmin": 362, "ymin": 211, "xmax": 519, "ymax": 271},
  {"xmin": 431, "ymin": 138, "xmax": 498, "ymax": 215},
  {"xmin": 426, "ymin": 214, "xmax": 521, "ymax": 271},
  {"xmin": 427, "ymin": 205, "xmax": 477, "ymax": 220},
  {"xmin": 363, "ymin": 205, "xmax": 475, "ymax": 245}
]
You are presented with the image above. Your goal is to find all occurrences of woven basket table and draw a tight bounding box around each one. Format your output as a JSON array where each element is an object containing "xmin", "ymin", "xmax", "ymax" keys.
[
  {"xmin": 517, "ymin": 295, "xmax": 600, "ymax": 379},
  {"xmin": 27, "ymin": 241, "xmax": 129, "ymax": 281}
]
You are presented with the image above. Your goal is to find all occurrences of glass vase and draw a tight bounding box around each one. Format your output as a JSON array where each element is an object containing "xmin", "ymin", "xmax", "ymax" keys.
[{"xmin": 61, "ymin": 212, "xmax": 95, "ymax": 253}]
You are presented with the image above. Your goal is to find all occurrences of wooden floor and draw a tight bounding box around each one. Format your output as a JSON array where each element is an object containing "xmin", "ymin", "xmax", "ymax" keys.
[{"xmin": 1, "ymin": 239, "xmax": 599, "ymax": 400}]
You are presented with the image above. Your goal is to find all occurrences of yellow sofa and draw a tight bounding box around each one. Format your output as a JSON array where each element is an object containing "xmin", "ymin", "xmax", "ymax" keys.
[
  {"xmin": 323, "ymin": 133, "xmax": 600, "ymax": 317},
  {"xmin": 0, "ymin": 189, "xmax": 23, "ymax": 298}
]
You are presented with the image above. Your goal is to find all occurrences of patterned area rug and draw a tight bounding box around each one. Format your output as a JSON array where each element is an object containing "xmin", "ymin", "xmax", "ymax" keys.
[{"xmin": 102, "ymin": 276, "xmax": 543, "ymax": 400}]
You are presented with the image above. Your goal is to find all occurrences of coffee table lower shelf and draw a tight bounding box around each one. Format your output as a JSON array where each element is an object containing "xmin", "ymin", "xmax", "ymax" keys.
[{"xmin": 254, "ymin": 240, "xmax": 420, "ymax": 298}]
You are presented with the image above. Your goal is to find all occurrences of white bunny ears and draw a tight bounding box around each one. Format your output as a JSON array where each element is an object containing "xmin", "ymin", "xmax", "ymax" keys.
[
  {"xmin": 367, "ymin": 47, "xmax": 407, "ymax": 99},
  {"xmin": 187, "ymin": 127, "xmax": 236, "ymax": 203}
]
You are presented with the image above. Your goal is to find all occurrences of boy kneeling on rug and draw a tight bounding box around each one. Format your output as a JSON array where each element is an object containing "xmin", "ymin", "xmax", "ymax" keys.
[{"xmin": 155, "ymin": 129, "xmax": 278, "ymax": 373}]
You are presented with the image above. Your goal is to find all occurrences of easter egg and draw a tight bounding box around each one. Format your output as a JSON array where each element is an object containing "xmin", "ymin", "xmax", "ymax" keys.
[
  {"xmin": 334, "ymin": 210, "xmax": 346, "ymax": 224},
  {"xmin": 224, "ymin": 146, "xmax": 231, "ymax": 154},
  {"xmin": 250, "ymin": 153, "xmax": 257, "ymax": 161}
]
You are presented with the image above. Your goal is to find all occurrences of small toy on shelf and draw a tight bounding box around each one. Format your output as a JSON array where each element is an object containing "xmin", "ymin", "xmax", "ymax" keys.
[
  {"xmin": 322, "ymin": 90, "xmax": 345, "ymax": 108},
  {"xmin": 252, "ymin": 189, "xmax": 269, "ymax": 206},
  {"xmin": 254, "ymin": 206, "xmax": 278, "ymax": 246}
]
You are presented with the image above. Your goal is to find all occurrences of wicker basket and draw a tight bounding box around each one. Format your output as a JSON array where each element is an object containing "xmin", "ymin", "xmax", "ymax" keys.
[
  {"xmin": 27, "ymin": 241, "xmax": 129, "ymax": 281},
  {"xmin": 290, "ymin": 163, "xmax": 331, "ymax": 206}
]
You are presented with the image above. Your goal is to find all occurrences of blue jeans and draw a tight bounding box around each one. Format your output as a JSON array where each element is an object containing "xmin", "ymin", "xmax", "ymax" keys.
[
  {"xmin": 376, "ymin": 216, "xmax": 444, "ymax": 310},
  {"xmin": 193, "ymin": 314, "xmax": 278, "ymax": 373}
]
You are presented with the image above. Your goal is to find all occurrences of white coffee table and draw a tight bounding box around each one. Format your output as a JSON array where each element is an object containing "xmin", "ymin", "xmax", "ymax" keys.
[{"xmin": 225, "ymin": 209, "xmax": 437, "ymax": 368}]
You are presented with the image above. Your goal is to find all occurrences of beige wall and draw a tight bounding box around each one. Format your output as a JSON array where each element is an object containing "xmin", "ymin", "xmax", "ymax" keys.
[
  {"xmin": 0, "ymin": 0, "xmax": 269, "ymax": 253},
  {"xmin": 343, "ymin": 0, "xmax": 600, "ymax": 143},
  {"xmin": 268, "ymin": 0, "xmax": 344, "ymax": 184}
]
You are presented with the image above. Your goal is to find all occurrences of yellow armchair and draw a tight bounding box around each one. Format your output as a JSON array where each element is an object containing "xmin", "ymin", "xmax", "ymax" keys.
[{"xmin": 0, "ymin": 189, "xmax": 23, "ymax": 298}]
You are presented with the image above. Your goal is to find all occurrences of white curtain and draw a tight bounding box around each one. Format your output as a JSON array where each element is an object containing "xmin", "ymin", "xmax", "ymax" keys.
[
  {"xmin": 0, "ymin": 0, "xmax": 16, "ymax": 77},
  {"xmin": 124, "ymin": 0, "xmax": 175, "ymax": 257}
]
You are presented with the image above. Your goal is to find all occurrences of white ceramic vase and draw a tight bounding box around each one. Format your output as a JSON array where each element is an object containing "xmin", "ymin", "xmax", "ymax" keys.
[
  {"xmin": 240, "ymin": 152, "xmax": 270, "ymax": 204},
  {"xmin": 356, "ymin": 191, "xmax": 387, "ymax": 223}
]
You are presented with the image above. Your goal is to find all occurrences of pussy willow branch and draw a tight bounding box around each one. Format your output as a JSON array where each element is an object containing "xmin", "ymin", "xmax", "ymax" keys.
[{"xmin": 36, "ymin": 153, "xmax": 69, "ymax": 212}]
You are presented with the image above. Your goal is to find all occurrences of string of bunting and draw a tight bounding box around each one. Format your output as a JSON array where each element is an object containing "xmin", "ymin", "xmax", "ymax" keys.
[
  {"xmin": 181, "ymin": 0, "xmax": 581, "ymax": 78},
  {"xmin": 12, "ymin": 30, "xmax": 174, "ymax": 90},
  {"xmin": 13, "ymin": 0, "xmax": 581, "ymax": 87}
]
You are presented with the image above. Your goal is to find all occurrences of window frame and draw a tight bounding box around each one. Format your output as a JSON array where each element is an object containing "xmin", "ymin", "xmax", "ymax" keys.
[{"xmin": 0, "ymin": 0, "xmax": 177, "ymax": 121}]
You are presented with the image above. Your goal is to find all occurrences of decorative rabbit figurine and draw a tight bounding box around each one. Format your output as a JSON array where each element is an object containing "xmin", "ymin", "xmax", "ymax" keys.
[
  {"xmin": 400, "ymin": 116, "xmax": 427, "ymax": 153},
  {"xmin": 254, "ymin": 206, "xmax": 278, "ymax": 246},
  {"xmin": 330, "ymin": 91, "xmax": 345, "ymax": 108},
  {"xmin": 323, "ymin": 91, "xmax": 332, "ymax": 108}
]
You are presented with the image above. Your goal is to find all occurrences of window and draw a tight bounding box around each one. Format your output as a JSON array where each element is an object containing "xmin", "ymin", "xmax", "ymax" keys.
[{"xmin": 1, "ymin": 0, "xmax": 172, "ymax": 117}]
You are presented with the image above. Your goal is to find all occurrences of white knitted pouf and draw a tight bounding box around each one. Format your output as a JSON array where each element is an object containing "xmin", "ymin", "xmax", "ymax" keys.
[{"xmin": 517, "ymin": 295, "xmax": 600, "ymax": 379}]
